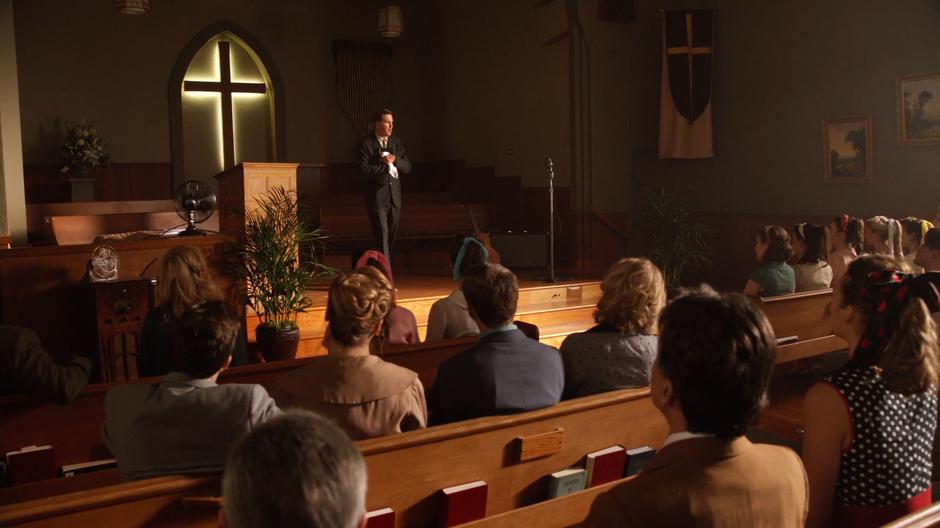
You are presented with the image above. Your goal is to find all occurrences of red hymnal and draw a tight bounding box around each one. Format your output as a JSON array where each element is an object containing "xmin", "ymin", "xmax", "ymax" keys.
[
  {"xmin": 585, "ymin": 445, "xmax": 627, "ymax": 487},
  {"xmin": 365, "ymin": 507, "xmax": 395, "ymax": 528},
  {"xmin": 5, "ymin": 445, "xmax": 58, "ymax": 486},
  {"xmin": 441, "ymin": 480, "xmax": 488, "ymax": 527}
]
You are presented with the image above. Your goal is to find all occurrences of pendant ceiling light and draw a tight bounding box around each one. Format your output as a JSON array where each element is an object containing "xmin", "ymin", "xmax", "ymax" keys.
[
  {"xmin": 377, "ymin": 6, "xmax": 403, "ymax": 38},
  {"xmin": 114, "ymin": 0, "xmax": 150, "ymax": 15}
]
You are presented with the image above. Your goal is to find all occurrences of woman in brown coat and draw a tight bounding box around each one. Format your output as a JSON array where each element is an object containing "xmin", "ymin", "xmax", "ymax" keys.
[{"xmin": 271, "ymin": 266, "xmax": 428, "ymax": 440}]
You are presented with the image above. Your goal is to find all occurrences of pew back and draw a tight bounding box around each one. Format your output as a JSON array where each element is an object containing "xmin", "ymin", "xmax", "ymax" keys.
[{"xmin": 0, "ymin": 388, "xmax": 665, "ymax": 527}]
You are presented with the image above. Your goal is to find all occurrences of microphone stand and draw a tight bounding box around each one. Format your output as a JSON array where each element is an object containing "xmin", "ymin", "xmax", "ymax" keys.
[{"xmin": 541, "ymin": 157, "xmax": 568, "ymax": 283}]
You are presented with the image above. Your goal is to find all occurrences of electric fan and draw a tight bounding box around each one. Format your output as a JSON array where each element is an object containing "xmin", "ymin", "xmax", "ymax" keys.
[{"xmin": 173, "ymin": 180, "xmax": 217, "ymax": 237}]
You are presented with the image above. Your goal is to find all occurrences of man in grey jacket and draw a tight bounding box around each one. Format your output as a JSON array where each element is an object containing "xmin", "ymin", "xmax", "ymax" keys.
[{"xmin": 103, "ymin": 301, "xmax": 280, "ymax": 480}]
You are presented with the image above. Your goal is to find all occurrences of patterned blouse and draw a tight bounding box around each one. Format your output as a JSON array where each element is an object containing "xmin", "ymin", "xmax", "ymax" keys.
[
  {"xmin": 823, "ymin": 364, "xmax": 936, "ymax": 524},
  {"xmin": 560, "ymin": 324, "xmax": 657, "ymax": 399}
]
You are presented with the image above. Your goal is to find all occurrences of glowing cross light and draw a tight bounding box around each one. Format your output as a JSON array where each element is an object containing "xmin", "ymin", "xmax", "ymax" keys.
[{"xmin": 183, "ymin": 41, "xmax": 266, "ymax": 169}]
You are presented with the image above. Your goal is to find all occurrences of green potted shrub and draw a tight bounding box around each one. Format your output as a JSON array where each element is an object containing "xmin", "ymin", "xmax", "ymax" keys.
[
  {"xmin": 644, "ymin": 187, "xmax": 713, "ymax": 287},
  {"xmin": 241, "ymin": 186, "xmax": 335, "ymax": 361}
]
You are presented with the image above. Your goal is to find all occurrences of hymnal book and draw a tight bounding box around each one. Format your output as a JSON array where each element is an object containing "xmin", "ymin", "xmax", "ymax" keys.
[
  {"xmin": 585, "ymin": 445, "xmax": 627, "ymax": 487},
  {"xmin": 5, "ymin": 445, "xmax": 58, "ymax": 486},
  {"xmin": 366, "ymin": 507, "xmax": 395, "ymax": 528},
  {"xmin": 441, "ymin": 480, "xmax": 488, "ymax": 527},
  {"xmin": 547, "ymin": 468, "xmax": 587, "ymax": 499},
  {"xmin": 60, "ymin": 458, "xmax": 118, "ymax": 478},
  {"xmin": 624, "ymin": 446, "xmax": 657, "ymax": 476}
]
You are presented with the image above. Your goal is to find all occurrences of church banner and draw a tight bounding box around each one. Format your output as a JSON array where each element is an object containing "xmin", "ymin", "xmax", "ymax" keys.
[{"xmin": 659, "ymin": 9, "xmax": 715, "ymax": 159}]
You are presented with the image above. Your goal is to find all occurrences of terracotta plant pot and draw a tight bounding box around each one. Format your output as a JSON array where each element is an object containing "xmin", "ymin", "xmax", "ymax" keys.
[{"xmin": 256, "ymin": 325, "xmax": 300, "ymax": 362}]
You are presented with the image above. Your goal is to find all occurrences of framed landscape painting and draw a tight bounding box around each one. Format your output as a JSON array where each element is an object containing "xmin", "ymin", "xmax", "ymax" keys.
[
  {"xmin": 823, "ymin": 116, "xmax": 873, "ymax": 183},
  {"xmin": 898, "ymin": 73, "xmax": 940, "ymax": 145}
]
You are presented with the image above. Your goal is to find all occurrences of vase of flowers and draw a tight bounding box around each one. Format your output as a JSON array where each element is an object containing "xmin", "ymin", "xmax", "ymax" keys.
[{"xmin": 61, "ymin": 118, "xmax": 109, "ymax": 176}]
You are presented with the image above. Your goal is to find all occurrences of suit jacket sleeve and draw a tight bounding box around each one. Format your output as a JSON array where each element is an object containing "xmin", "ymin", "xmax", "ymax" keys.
[
  {"xmin": 3, "ymin": 326, "xmax": 91, "ymax": 404},
  {"xmin": 248, "ymin": 385, "xmax": 281, "ymax": 427},
  {"xmin": 428, "ymin": 353, "xmax": 474, "ymax": 425},
  {"xmin": 357, "ymin": 137, "xmax": 388, "ymax": 186},
  {"xmin": 584, "ymin": 490, "xmax": 634, "ymax": 527},
  {"xmin": 393, "ymin": 138, "xmax": 412, "ymax": 175},
  {"xmin": 400, "ymin": 378, "xmax": 429, "ymax": 432}
]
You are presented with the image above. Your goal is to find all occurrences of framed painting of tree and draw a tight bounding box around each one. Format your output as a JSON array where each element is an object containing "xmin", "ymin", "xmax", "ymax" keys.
[
  {"xmin": 898, "ymin": 73, "xmax": 940, "ymax": 145},
  {"xmin": 823, "ymin": 116, "xmax": 873, "ymax": 183}
]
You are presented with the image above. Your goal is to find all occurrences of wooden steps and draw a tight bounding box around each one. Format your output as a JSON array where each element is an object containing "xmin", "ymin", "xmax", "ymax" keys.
[{"xmin": 246, "ymin": 279, "xmax": 603, "ymax": 357}]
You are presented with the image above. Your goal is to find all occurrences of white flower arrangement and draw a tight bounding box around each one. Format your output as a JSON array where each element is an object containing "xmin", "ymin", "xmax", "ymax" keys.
[{"xmin": 62, "ymin": 118, "xmax": 109, "ymax": 176}]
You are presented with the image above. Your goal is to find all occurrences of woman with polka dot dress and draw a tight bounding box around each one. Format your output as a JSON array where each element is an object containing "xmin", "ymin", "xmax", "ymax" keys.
[{"xmin": 802, "ymin": 255, "xmax": 940, "ymax": 527}]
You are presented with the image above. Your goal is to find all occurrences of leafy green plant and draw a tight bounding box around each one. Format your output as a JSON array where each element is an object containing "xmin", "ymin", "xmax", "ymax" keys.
[
  {"xmin": 241, "ymin": 186, "xmax": 336, "ymax": 330},
  {"xmin": 644, "ymin": 187, "xmax": 713, "ymax": 287}
]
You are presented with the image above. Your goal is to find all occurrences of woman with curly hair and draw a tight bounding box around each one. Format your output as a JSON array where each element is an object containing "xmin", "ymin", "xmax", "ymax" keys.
[
  {"xmin": 802, "ymin": 255, "xmax": 939, "ymax": 527},
  {"xmin": 560, "ymin": 258, "xmax": 666, "ymax": 399},
  {"xmin": 743, "ymin": 225, "xmax": 795, "ymax": 297},
  {"xmin": 269, "ymin": 266, "xmax": 427, "ymax": 440}
]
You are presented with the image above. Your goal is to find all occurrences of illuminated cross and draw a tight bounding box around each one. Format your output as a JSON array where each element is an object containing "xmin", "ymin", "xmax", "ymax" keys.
[
  {"xmin": 666, "ymin": 13, "xmax": 712, "ymax": 120},
  {"xmin": 183, "ymin": 41, "xmax": 266, "ymax": 169}
]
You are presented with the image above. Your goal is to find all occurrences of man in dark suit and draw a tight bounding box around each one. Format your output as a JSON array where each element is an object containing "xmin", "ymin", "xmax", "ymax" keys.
[
  {"xmin": 357, "ymin": 109, "xmax": 412, "ymax": 260},
  {"xmin": 584, "ymin": 287, "xmax": 808, "ymax": 527},
  {"xmin": 428, "ymin": 264, "xmax": 564, "ymax": 425}
]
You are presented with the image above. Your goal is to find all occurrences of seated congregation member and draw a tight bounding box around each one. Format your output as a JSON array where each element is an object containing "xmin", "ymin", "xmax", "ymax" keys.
[
  {"xmin": 428, "ymin": 264, "xmax": 564, "ymax": 425},
  {"xmin": 901, "ymin": 217, "xmax": 934, "ymax": 275},
  {"xmin": 140, "ymin": 245, "xmax": 247, "ymax": 376},
  {"xmin": 561, "ymin": 258, "xmax": 665, "ymax": 399},
  {"xmin": 425, "ymin": 236, "xmax": 489, "ymax": 341},
  {"xmin": 828, "ymin": 214, "xmax": 865, "ymax": 285},
  {"xmin": 270, "ymin": 267, "xmax": 427, "ymax": 440},
  {"xmin": 802, "ymin": 255, "xmax": 940, "ymax": 528},
  {"xmin": 792, "ymin": 223, "xmax": 833, "ymax": 291},
  {"xmin": 103, "ymin": 301, "xmax": 280, "ymax": 480},
  {"xmin": 0, "ymin": 325, "xmax": 91, "ymax": 404},
  {"xmin": 864, "ymin": 215, "xmax": 903, "ymax": 257},
  {"xmin": 585, "ymin": 287, "xmax": 808, "ymax": 527},
  {"xmin": 353, "ymin": 249, "xmax": 419, "ymax": 345},
  {"xmin": 915, "ymin": 228, "xmax": 940, "ymax": 274},
  {"xmin": 221, "ymin": 410, "xmax": 367, "ymax": 528},
  {"xmin": 743, "ymin": 225, "xmax": 795, "ymax": 297}
]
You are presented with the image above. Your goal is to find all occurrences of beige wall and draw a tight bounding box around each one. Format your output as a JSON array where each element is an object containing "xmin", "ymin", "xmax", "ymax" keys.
[
  {"xmin": 1, "ymin": 0, "xmax": 26, "ymax": 243},
  {"xmin": 630, "ymin": 0, "xmax": 940, "ymax": 220}
]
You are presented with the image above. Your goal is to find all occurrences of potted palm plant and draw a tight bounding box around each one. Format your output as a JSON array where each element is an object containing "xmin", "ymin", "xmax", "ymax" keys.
[
  {"xmin": 241, "ymin": 186, "xmax": 335, "ymax": 361},
  {"xmin": 645, "ymin": 187, "xmax": 713, "ymax": 287}
]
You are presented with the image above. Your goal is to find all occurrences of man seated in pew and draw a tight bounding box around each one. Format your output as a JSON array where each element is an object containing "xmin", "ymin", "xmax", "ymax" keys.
[
  {"xmin": 221, "ymin": 410, "xmax": 367, "ymax": 528},
  {"xmin": 585, "ymin": 287, "xmax": 808, "ymax": 527},
  {"xmin": 561, "ymin": 258, "xmax": 665, "ymax": 399},
  {"xmin": 353, "ymin": 249, "xmax": 420, "ymax": 346},
  {"xmin": 428, "ymin": 264, "xmax": 564, "ymax": 425},
  {"xmin": 269, "ymin": 267, "xmax": 427, "ymax": 439},
  {"xmin": 103, "ymin": 301, "xmax": 280, "ymax": 480},
  {"xmin": 802, "ymin": 255, "xmax": 939, "ymax": 527},
  {"xmin": 0, "ymin": 325, "xmax": 92, "ymax": 404}
]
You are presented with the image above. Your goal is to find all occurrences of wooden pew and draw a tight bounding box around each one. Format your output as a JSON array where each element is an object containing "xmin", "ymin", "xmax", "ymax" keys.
[
  {"xmin": 0, "ymin": 337, "xmax": 476, "ymax": 472},
  {"xmin": 460, "ymin": 478, "xmax": 626, "ymax": 528},
  {"xmin": 757, "ymin": 289, "xmax": 849, "ymax": 364},
  {"xmin": 883, "ymin": 502, "xmax": 940, "ymax": 528},
  {"xmin": 0, "ymin": 387, "xmax": 666, "ymax": 527}
]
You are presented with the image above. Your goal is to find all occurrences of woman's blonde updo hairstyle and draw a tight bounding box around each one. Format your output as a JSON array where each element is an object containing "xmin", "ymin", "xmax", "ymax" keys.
[
  {"xmin": 156, "ymin": 245, "xmax": 222, "ymax": 318},
  {"xmin": 326, "ymin": 266, "xmax": 393, "ymax": 346},
  {"xmin": 594, "ymin": 258, "xmax": 667, "ymax": 334}
]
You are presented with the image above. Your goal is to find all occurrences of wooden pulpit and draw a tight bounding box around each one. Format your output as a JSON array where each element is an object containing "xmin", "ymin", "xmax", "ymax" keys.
[{"xmin": 214, "ymin": 162, "xmax": 299, "ymax": 239}]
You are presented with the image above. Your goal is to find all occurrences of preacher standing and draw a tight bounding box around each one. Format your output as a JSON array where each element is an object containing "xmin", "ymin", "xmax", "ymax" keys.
[{"xmin": 358, "ymin": 109, "xmax": 412, "ymax": 260}]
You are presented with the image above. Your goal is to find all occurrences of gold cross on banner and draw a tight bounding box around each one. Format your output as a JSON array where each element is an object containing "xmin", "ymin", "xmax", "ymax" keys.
[{"xmin": 666, "ymin": 13, "xmax": 711, "ymax": 121}]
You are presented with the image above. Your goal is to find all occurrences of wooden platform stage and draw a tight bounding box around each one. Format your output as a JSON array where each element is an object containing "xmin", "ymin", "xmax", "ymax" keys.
[{"xmin": 247, "ymin": 273, "xmax": 603, "ymax": 357}]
